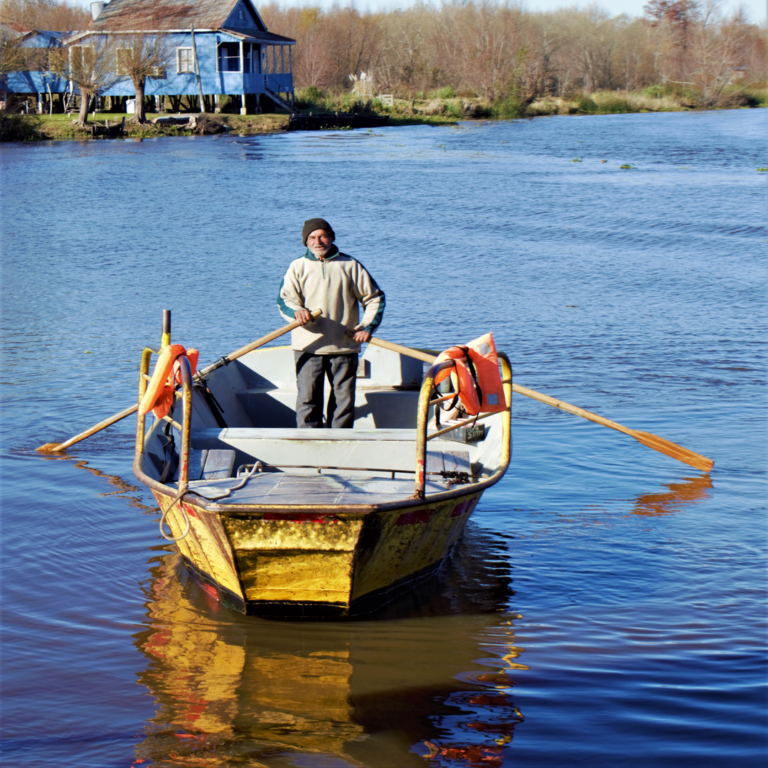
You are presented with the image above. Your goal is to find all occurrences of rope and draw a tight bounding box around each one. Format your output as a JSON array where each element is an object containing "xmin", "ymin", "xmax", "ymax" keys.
[
  {"xmin": 159, "ymin": 485, "xmax": 190, "ymax": 542},
  {"xmin": 187, "ymin": 461, "xmax": 264, "ymax": 501}
]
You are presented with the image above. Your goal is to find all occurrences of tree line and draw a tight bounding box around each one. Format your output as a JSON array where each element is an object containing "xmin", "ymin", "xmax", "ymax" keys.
[
  {"xmin": 1, "ymin": 0, "xmax": 766, "ymax": 112},
  {"xmin": 258, "ymin": 0, "xmax": 767, "ymax": 108}
]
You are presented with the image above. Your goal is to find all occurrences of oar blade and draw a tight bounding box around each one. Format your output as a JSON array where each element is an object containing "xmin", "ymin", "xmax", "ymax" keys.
[
  {"xmin": 36, "ymin": 443, "xmax": 66, "ymax": 453},
  {"xmin": 633, "ymin": 431, "xmax": 714, "ymax": 472}
]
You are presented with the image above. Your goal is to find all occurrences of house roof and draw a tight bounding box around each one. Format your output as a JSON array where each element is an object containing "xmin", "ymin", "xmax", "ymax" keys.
[
  {"xmin": 221, "ymin": 27, "xmax": 295, "ymax": 45},
  {"xmin": 89, "ymin": 0, "xmax": 264, "ymax": 33}
]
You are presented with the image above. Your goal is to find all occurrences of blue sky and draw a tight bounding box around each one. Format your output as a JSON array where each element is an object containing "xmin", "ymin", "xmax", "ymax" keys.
[{"xmin": 77, "ymin": 0, "xmax": 768, "ymax": 26}]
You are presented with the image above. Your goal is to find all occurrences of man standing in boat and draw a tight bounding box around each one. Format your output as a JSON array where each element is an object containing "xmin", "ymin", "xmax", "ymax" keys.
[{"xmin": 277, "ymin": 218, "xmax": 386, "ymax": 428}]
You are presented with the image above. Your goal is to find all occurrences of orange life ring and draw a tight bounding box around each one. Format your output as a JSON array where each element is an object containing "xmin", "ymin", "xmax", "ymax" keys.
[
  {"xmin": 139, "ymin": 345, "xmax": 199, "ymax": 419},
  {"xmin": 434, "ymin": 333, "xmax": 506, "ymax": 416}
]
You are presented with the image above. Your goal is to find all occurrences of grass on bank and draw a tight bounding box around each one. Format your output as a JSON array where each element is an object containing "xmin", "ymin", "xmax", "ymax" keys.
[
  {"xmin": 3, "ymin": 82, "xmax": 766, "ymax": 141},
  {"xmin": 0, "ymin": 111, "xmax": 290, "ymax": 141}
]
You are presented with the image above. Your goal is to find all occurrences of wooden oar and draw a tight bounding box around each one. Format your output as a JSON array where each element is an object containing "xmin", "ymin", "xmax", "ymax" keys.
[
  {"xmin": 365, "ymin": 336, "xmax": 714, "ymax": 472},
  {"xmin": 36, "ymin": 310, "xmax": 323, "ymax": 453}
]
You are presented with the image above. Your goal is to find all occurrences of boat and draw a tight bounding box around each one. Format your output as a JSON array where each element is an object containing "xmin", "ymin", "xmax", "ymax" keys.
[
  {"xmin": 133, "ymin": 332, "xmax": 511, "ymax": 618},
  {"xmin": 287, "ymin": 112, "xmax": 390, "ymax": 131}
]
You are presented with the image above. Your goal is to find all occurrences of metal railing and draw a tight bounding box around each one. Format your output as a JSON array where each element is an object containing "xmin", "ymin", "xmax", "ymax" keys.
[
  {"xmin": 413, "ymin": 353, "xmax": 512, "ymax": 498},
  {"xmin": 135, "ymin": 348, "xmax": 194, "ymax": 492}
]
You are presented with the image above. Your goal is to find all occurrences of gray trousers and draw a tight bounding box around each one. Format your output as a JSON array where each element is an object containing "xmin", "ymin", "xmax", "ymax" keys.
[{"xmin": 294, "ymin": 352, "xmax": 357, "ymax": 428}]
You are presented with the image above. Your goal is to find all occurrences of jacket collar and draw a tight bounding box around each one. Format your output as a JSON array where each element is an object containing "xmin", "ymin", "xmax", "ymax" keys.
[{"xmin": 303, "ymin": 245, "xmax": 340, "ymax": 262}]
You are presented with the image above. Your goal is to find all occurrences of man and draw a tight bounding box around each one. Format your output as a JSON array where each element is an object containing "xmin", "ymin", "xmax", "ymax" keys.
[{"xmin": 277, "ymin": 218, "xmax": 385, "ymax": 428}]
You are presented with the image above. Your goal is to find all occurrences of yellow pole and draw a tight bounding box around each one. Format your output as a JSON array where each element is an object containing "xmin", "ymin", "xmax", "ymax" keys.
[{"xmin": 161, "ymin": 309, "xmax": 171, "ymax": 349}]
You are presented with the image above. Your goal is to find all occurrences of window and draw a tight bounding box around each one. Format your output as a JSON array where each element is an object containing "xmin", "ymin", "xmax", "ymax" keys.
[
  {"xmin": 116, "ymin": 47, "xmax": 131, "ymax": 76},
  {"xmin": 177, "ymin": 47, "xmax": 194, "ymax": 73},
  {"xmin": 217, "ymin": 42, "xmax": 240, "ymax": 73},
  {"xmin": 70, "ymin": 45, "xmax": 94, "ymax": 76}
]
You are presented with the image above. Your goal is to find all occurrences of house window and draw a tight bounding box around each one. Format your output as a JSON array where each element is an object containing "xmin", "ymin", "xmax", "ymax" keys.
[
  {"xmin": 238, "ymin": 8, "xmax": 246, "ymax": 23},
  {"xmin": 218, "ymin": 42, "xmax": 240, "ymax": 72},
  {"xmin": 177, "ymin": 47, "xmax": 195, "ymax": 73},
  {"xmin": 116, "ymin": 48, "xmax": 131, "ymax": 76},
  {"xmin": 70, "ymin": 45, "xmax": 94, "ymax": 75}
]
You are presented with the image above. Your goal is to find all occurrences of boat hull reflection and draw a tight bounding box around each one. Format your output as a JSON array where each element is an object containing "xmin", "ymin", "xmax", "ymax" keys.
[{"xmin": 134, "ymin": 524, "xmax": 524, "ymax": 767}]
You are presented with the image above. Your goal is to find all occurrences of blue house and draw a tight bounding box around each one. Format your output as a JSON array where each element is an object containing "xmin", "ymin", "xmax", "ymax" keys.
[
  {"xmin": 67, "ymin": 0, "xmax": 296, "ymax": 113},
  {"xmin": 1, "ymin": 23, "xmax": 70, "ymax": 109}
]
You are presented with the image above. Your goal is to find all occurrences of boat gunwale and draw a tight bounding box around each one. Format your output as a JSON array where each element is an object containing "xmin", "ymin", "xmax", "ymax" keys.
[
  {"xmin": 134, "ymin": 458, "xmax": 505, "ymax": 518},
  {"xmin": 133, "ymin": 349, "xmax": 512, "ymax": 518}
]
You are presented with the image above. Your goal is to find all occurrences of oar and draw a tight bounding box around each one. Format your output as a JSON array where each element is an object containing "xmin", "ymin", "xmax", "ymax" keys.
[
  {"xmin": 364, "ymin": 336, "xmax": 714, "ymax": 472},
  {"xmin": 36, "ymin": 310, "xmax": 323, "ymax": 453}
]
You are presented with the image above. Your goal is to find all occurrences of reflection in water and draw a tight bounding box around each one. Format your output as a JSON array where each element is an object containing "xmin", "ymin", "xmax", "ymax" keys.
[
  {"xmin": 133, "ymin": 526, "xmax": 524, "ymax": 767},
  {"xmin": 632, "ymin": 475, "xmax": 713, "ymax": 516},
  {"xmin": 38, "ymin": 453, "xmax": 158, "ymax": 513}
]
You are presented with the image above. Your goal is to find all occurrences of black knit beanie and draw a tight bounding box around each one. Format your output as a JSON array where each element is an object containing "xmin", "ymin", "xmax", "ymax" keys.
[{"xmin": 302, "ymin": 218, "xmax": 335, "ymax": 245}]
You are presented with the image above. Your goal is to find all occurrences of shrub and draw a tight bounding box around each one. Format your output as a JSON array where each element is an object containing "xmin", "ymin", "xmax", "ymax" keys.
[
  {"xmin": 0, "ymin": 113, "xmax": 42, "ymax": 141},
  {"xmin": 492, "ymin": 95, "xmax": 525, "ymax": 118},
  {"xmin": 575, "ymin": 94, "xmax": 597, "ymax": 113},
  {"xmin": 436, "ymin": 85, "xmax": 457, "ymax": 99},
  {"xmin": 595, "ymin": 95, "xmax": 634, "ymax": 114},
  {"xmin": 445, "ymin": 99, "xmax": 464, "ymax": 118},
  {"xmin": 294, "ymin": 85, "xmax": 327, "ymax": 109}
]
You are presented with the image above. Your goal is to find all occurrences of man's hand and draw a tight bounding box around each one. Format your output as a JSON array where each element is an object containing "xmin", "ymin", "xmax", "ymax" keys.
[
  {"xmin": 353, "ymin": 329, "xmax": 371, "ymax": 343},
  {"xmin": 294, "ymin": 309, "xmax": 312, "ymax": 326}
]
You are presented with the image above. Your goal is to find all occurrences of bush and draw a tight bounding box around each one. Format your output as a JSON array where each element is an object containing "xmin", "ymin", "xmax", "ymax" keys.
[
  {"xmin": 445, "ymin": 99, "xmax": 465, "ymax": 118},
  {"xmin": 492, "ymin": 95, "xmax": 525, "ymax": 118},
  {"xmin": 294, "ymin": 85, "xmax": 327, "ymax": 109},
  {"xmin": 0, "ymin": 113, "xmax": 42, "ymax": 141},
  {"xmin": 575, "ymin": 94, "xmax": 597, "ymax": 113},
  {"xmin": 436, "ymin": 85, "xmax": 456, "ymax": 99},
  {"xmin": 595, "ymin": 95, "xmax": 634, "ymax": 114}
]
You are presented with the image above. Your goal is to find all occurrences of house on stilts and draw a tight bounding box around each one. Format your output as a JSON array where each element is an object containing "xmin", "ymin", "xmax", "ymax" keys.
[{"xmin": 67, "ymin": 0, "xmax": 296, "ymax": 114}]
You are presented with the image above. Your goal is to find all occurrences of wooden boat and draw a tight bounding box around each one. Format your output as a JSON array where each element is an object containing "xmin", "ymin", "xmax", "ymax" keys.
[
  {"xmin": 287, "ymin": 112, "xmax": 390, "ymax": 131},
  {"xmin": 133, "ymin": 338, "xmax": 511, "ymax": 617}
]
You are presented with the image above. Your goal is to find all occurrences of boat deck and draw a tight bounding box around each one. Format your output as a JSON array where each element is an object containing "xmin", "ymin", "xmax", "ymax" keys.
[{"xmin": 184, "ymin": 472, "xmax": 465, "ymax": 506}]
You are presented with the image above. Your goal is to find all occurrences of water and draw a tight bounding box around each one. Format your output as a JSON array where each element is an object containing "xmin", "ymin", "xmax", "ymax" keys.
[{"xmin": 1, "ymin": 110, "xmax": 766, "ymax": 766}]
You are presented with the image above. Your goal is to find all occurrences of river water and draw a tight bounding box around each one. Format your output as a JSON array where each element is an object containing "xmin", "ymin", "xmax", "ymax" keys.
[{"xmin": 1, "ymin": 110, "xmax": 766, "ymax": 767}]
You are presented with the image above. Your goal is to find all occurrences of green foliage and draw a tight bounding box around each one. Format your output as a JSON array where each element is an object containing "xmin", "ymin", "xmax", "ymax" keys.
[
  {"xmin": 436, "ymin": 86, "xmax": 456, "ymax": 99},
  {"xmin": 492, "ymin": 95, "xmax": 525, "ymax": 119},
  {"xmin": 0, "ymin": 113, "xmax": 43, "ymax": 141},
  {"xmin": 596, "ymin": 96, "xmax": 634, "ymax": 114},
  {"xmin": 294, "ymin": 85, "xmax": 327, "ymax": 109},
  {"xmin": 575, "ymin": 95, "xmax": 598, "ymax": 114},
  {"xmin": 444, "ymin": 99, "xmax": 465, "ymax": 119}
]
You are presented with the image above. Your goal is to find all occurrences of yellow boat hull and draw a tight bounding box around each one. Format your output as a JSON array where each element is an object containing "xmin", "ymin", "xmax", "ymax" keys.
[{"xmin": 154, "ymin": 489, "xmax": 482, "ymax": 617}]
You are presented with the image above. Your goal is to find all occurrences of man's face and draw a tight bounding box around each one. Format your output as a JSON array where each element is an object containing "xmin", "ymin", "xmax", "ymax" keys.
[{"xmin": 307, "ymin": 229, "xmax": 334, "ymax": 259}]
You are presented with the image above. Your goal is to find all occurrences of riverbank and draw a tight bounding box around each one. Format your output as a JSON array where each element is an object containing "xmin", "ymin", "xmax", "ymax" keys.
[
  {"xmin": 2, "ymin": 84, "xmax": 766, "ymax": 142},
  {"xmin": 0, "ymin": 109, "xmax": 459, "ymax": 142}
]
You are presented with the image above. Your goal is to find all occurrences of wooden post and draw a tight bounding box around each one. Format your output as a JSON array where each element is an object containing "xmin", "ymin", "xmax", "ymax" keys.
[
  {"xmin": 190, "ymin": 29, "xmax": 205, "ymax": 113},
  {"xmin": 239, "ymin": 39, "xmax": 247, "ymax": 114}
]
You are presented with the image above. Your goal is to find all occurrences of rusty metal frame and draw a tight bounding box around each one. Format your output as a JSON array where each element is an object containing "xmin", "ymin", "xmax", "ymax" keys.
[
  {"xmin": 135, "ymin": 348, "xmax": 194, "ymax": 492},
  {"xmin": 134, "ymin": 350, "xmax": 513, "ymax": 516},
  {"xmin": 414, "ymin": 354, "xmax": 512, "ymax": 499}
]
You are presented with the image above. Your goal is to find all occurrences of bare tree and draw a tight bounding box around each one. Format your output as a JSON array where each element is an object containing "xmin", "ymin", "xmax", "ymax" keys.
[
  {"xmin": 50, "ymin": 35, "xmax": 119, "ymax": 126},
  {"xmin": 115, "ymin": 33, "xmax": 170, "ymax": 123},
  {"xmin": 0, "ymin": 0, "xmax": 89, "ymax": 31}
]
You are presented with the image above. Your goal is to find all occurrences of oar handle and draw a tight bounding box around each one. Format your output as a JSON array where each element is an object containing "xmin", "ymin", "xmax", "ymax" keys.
[{"xmin": 196, "ymin": 309, "xmax": 323, "ymax": 381}]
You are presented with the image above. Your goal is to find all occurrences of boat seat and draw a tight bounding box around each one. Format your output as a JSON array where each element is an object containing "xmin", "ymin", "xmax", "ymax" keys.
[
  {"xmin": 188, "ymin": 448, "xmax": 236, "ymax": 481},
  {"xmin": 187, "ymin": 428, "xmax": 471, "ymax": 478}
]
